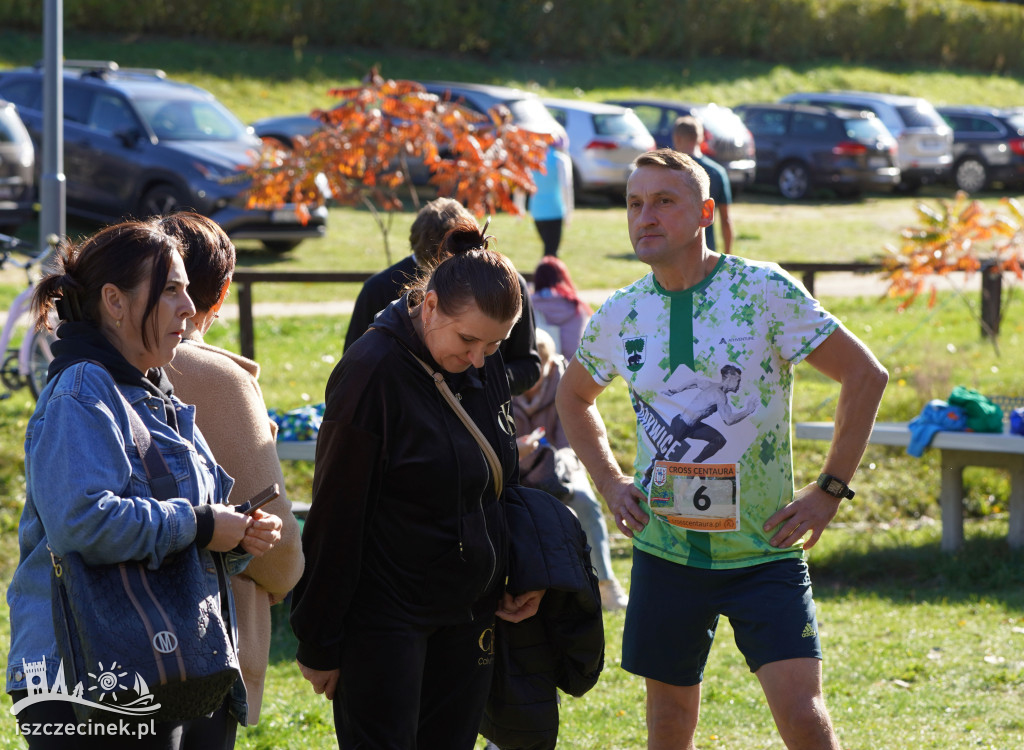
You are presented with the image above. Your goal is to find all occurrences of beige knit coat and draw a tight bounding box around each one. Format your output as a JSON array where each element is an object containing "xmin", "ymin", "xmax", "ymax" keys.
[{"xmin": 167, "ymin": 325, "xmax": 304, "ymax": 724}]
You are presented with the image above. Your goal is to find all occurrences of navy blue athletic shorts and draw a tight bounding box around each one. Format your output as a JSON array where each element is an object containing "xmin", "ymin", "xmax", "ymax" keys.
[{"xmin": 621, "ymin": 548, "xmax": 822, "ymax": 686}]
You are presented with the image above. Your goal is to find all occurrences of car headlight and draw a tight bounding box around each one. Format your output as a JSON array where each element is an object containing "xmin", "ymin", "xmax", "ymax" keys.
[{"xmin": 192, "ymin": 160, "xmax": 244, "ymax": 181}]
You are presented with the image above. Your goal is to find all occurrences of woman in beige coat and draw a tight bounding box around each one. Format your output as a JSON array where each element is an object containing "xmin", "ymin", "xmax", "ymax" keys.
[{"xmin": 163, "ymin": 212, "xmax": 304, "ymax": 727}]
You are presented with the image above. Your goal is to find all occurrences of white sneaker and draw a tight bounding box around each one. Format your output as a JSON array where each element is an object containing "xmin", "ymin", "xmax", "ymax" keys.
[{"xmin": 600, "ymin": 578, "xmax": 629, "ymax": 611}]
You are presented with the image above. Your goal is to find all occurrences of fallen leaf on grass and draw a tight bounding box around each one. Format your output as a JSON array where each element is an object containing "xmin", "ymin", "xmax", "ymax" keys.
[{"xmin": 892, "ymin": 679, "xmax": 912, "ymax": 689}]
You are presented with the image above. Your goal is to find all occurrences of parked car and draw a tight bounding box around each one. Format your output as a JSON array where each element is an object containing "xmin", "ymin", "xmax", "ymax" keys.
[
  {"xmin": 779, "ymin": 90, "xmax": 952, "ymax": 191},
  {"xmin": 252, "ymin": 80, "xmax": 567, "ymax": 185},
  {"xmin": 936, "ymin": 105, "xmax": 1024, "ymax": 193},
  {"xmin": 732, "ymin": 103, "xmax": 900, "ymax": 200},
  {"xmin": 0, "ymin": 99, "xmax": 35, "ymax": 233},
  {"xmin": 0, "ymin": 61, "xmax": 326, "ymax": 252},
  {"xmin": 603, "ymin": 98, "xmax": 756, "ymax": 191},
  {"xmin": 420, "ymin": 81, "xmax": 566, "ymax": 137},
  {"xmin": 540, "ymin": 98, "xmax": 655, "ymax": 200}
]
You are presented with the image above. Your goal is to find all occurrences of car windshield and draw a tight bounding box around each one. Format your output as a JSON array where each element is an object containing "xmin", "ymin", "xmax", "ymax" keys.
[
  {"xmin": 506, "ymin": 98, "xmax": 558, "ymax": 131},
  {"xmin": 134, "ymin": 97, "xmax": 250, "ymax": 141},
  {"xmin": 697, "ymin": 105, "xmax": 746, "ymax": 136},
  {"xmin": 843, "ymin": 117, "xmax": 893, "ymax": 142},
  {"xmin": 594, "ymin": 110, "xmax": 649, "ymax": 138},
  {"xmin": 0, "ymin": 113, "xmax": 26, "ymax": 144},
  {"xmin": 895, "ymin": 102, "xmax": 946, "ymax": 129},
  {"xmin": 1005, "ymin": 113, "xmax": 1024, "ymax": 133}
]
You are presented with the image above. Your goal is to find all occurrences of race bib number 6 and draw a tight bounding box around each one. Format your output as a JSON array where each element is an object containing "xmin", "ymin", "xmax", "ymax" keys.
[{"xmin": 647, "ymin": 460, "xmax": 739, "ymax": 531}]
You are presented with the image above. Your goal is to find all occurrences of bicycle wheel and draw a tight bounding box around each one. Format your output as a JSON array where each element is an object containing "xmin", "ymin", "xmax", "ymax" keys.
[
  {"xmin": 1, "ymin": 350, "xmax": 24, "ymax": 392},
  {"xmin": 27, "ymin": 330, "xmax": 55, "ymax": 399}
]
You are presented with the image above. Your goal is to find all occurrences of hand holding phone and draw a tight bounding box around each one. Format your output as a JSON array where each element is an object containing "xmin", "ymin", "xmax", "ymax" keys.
[
  {"xmin": 517, "ymin": 426, "xmax": 545, "ymax": 446},
  {"xmin": 235, "ymin": 483, "xmax": 280, "ymax": 516}
]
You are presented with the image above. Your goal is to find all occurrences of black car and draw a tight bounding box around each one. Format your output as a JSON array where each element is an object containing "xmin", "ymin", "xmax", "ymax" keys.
[
  {"xmin": 732, "ymin": 103, "xmax": 901, "ymax": 200},
  {"xmin": 0, "ymin": 61, "xmax": 327, "ymax": 252},
  {"xmin": 603, "ymin": 98, "xmax": 756, "ymax": 192},
  {"xmin": 0, "ymin": 99, "xmax": 35, "ymax": 233},
  {"xmin": 936, "ymin": 105, "xmax": 1024, "ymax": 193}
]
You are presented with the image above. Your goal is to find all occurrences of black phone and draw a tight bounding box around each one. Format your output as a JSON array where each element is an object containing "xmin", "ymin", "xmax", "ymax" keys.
[{"xmin": 235, "ymin": 483, "xmax": 279, "ymax": 516}]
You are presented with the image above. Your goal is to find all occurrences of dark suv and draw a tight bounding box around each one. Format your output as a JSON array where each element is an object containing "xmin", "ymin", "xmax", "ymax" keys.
[
  {"xmin": 0, "ymin": 61, "xmax": 327, "ymax": 252},
  {"xmin": 733, "ymin": 103, "xmax": 901, "ymax": 200},
  {"xmin": 936, "ymin": 106, "xmax": 1024, "ymax": 193}
]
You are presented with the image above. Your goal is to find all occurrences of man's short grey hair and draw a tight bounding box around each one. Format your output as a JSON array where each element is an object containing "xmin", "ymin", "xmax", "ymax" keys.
[{"xmin": 632, "ymin": 147, "xmax": 711, "ymax": 202}]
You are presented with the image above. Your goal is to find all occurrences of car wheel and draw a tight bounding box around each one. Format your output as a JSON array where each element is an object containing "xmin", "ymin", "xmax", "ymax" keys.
[
  {"xmin": 777, "ymin": 162, "xmax": 811, "ymax": 200},
  {"xmin": 953, "ymin": 158, "xmax": 988, "ymax": 194},
  {"xmin": 263, "ymin": 239, "xmax": 302, "ymax": 253},
  {"xmin": 138, "ymin": 183, "xmax": 188, "ymax": 218}
]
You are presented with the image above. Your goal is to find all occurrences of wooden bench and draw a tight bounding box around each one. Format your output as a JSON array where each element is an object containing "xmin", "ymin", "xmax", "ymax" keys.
[{"xmin": 794, "ymin": 421, "xmax": 1024, "ymax": 552}]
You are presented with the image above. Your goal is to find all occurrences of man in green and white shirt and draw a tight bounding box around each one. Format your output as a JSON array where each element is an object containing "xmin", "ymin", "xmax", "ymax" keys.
[{"xmin": 557, "ymin": 148, "xmax": 887, "ymax": 750}]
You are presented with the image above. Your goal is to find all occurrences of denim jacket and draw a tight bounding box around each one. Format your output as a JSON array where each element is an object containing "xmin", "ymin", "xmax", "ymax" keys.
[{"xmin": 6, "ymin": 361, "xmax": 250, "ymax": 722}]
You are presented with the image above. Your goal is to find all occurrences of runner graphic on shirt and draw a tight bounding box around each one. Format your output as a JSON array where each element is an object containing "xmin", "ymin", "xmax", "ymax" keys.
[{"xmin": 637, "ymin": 364, "xmax": 758, "ymax": 488}]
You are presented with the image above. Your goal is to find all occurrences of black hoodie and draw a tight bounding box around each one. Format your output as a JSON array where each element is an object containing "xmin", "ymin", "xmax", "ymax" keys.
[{"xmin": 291, "ymin": 295, "xmax": 518, "ymax": 671}]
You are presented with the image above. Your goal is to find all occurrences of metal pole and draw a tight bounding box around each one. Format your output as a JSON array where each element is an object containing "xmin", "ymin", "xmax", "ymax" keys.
[{"xmin": 40, "ymin": 0, "xmax": 65, "ymax": 254}]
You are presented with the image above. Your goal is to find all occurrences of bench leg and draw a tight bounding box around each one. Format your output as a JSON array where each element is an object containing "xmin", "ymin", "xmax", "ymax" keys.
[
  {"xmin": 940, "ymin": 456, "xmax": 965, "ymax": 552},
  {"xmin": 1009, "ymin": 465, "xmax": 1024, "ymax": 550}
]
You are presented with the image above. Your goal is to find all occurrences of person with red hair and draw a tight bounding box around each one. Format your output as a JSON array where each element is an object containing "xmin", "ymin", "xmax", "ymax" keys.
[{"xmin": 531, "ymin": 255, "xmax": 592, "ymax": 358}]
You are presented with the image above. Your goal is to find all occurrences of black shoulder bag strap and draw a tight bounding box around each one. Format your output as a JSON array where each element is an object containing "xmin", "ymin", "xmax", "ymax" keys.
[
  {"xmin": 71, "ymin": 359, "xmax": 179, "ymax": 501},
  {"xmin": 116, "ymin": 391, "xmax": 179, "ymax": 501},
  {"xmin": 370, "ymin": 328, "xmax": 504, "ymax": 498}
]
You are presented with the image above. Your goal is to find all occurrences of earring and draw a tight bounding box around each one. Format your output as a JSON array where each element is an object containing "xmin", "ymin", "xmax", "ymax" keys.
[{"xmin": 115, "ymin": 319, "xmax": 121, "ymax": 329}]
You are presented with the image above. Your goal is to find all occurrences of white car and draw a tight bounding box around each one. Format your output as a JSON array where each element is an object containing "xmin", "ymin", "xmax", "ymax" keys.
[{"xmin": 542, "ymin": 98, "xmax": 656, "ymax": 201}]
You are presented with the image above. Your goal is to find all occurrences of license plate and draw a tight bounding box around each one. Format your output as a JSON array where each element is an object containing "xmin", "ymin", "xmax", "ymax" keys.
[
  {"xmin": 271, "ymin": 208, "xmax": 299, "ymax": 223},
  {"xmin": 869, "ymin": 156, "xmax": 888, "ymax": 168}
]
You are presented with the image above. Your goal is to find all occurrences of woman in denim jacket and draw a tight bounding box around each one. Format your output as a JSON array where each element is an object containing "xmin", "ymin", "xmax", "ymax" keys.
[{"xmin": 5, "ymin": 220, "xmax": 282, "ymax": 749}]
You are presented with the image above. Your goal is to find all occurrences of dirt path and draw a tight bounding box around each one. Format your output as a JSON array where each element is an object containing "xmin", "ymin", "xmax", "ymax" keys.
[
  {"xmin": 213, "ymin": 270, "xmax": 981, "ymax": 321},
  {"xmin": 0, "ymin": 271, "xmax": 982, "ymax": 327}
]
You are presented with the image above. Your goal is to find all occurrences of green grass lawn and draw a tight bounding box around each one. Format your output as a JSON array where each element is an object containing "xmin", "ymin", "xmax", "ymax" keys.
[{"xmin": 2, "ymin": 29, "xmax": 1024, "ymax": 749}]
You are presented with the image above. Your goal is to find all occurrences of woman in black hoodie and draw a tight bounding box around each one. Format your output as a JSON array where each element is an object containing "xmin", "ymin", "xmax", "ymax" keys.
[{"xmin": 291, "ymin": 221, "xmax": 545, "ymax": 749}]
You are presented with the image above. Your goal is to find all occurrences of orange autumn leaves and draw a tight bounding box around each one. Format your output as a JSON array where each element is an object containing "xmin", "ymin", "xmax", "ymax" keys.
[
  {"xmin": 244, "ymin": 70, "xmax": 551, "ymax": 221},
  {"xmin": 883, "ymin": 191, "xmax": 1024, "ymax": 309}
]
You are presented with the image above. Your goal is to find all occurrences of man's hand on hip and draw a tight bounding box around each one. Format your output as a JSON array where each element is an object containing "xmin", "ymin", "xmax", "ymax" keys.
[{"xmin": 763, "ymin": 484, "xmax": 841, "ymax": 550}]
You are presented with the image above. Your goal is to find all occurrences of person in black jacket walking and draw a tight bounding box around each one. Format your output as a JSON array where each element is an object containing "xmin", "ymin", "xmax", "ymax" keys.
[{"xmin": 292, "ymin": 220, "xmax": 545, "ymax": 749}]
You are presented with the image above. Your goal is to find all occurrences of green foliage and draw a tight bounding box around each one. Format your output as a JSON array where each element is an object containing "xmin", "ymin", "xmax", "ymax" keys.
[{"xmin": 7, "ymin": 0, "xmax": 1024, "ymax": 73}]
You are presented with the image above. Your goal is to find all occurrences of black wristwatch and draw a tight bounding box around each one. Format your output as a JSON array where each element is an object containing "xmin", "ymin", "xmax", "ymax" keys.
[{"xmin": 816, "ymin": 473, "xmax": 855, "ymax": 500}]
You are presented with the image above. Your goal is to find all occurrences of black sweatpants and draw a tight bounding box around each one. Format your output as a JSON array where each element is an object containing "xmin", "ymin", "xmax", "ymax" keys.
[
  {"xmin": 534, "ymin": 219, "xmax": 563, "ymax": 257},
  {"xmin": 333, "ymin": 606, "xmax": 496, "ymax": 749}
]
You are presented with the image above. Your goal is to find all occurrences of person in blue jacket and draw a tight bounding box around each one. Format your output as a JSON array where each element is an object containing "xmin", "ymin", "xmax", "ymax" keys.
[
  {"xmin": 6, "ymin": 219, "xmax": 281, "ymax": 748},
  {"xmin": 528, "ymin": 136, "xmax": 574, "ymax": 258}
]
